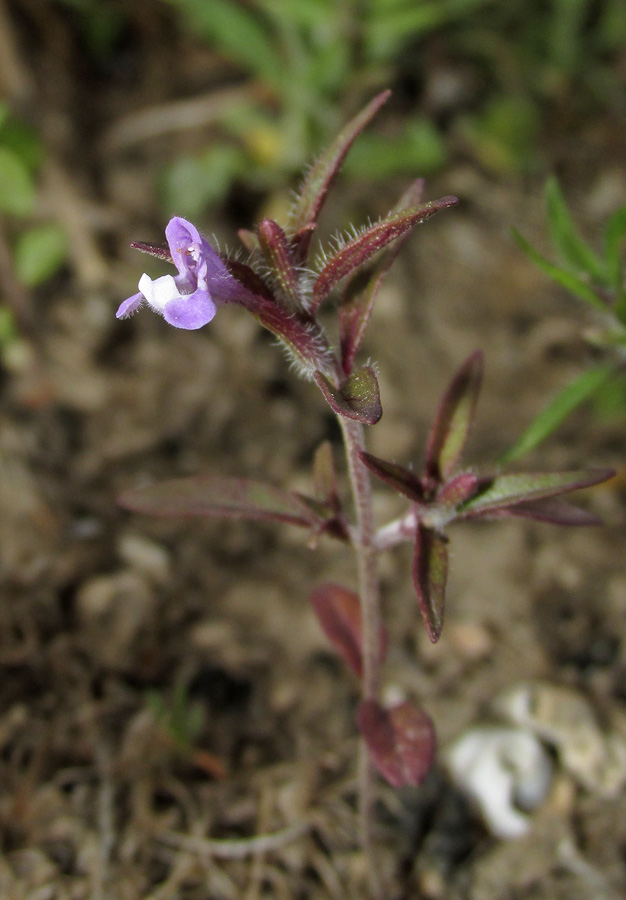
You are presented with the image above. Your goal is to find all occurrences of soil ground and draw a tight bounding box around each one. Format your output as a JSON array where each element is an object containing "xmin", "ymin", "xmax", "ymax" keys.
[{"xmin": 1, "ymin": 4, "xmax": 625, "ymax": 899}]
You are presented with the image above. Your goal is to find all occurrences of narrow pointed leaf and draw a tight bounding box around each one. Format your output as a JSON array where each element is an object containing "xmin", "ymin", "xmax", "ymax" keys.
[
  {"xmin": 339, "ymin": 179, "xmax": 426, "ymax": 375},
  {"xmin": 312, "ymin": 197, "xmax": 458, "ymax": 312},
  {"xmin": 489, "ymin": 497, "xmax": 604, "ymax": 526},
  {"xmin": 257, "ymin": 218, "xmax": 301, "ymax": 308},
  {"xmin": 287, "ymin": 91, "xmax": 391, "ymax": 247},
  {"xmin": 459, "ymin": 468, "xmax": 614, "ymax": 518},
  {"xmin": 314, "ymin": 366, "xmax": 382, "ymax": 424},
  {"xmin": 413, "ymin": 524, "xmax": 448, "ymax": 643},
  {"xmin": 359, "ymin": 451, "xmax": 424, "ymax": 502},
  {"xmin": 545, "ymin": 178, "xmax": 606, "ymax": 283},
  {"xmin": 425, "ymin": 351, "xmax": 483, "ymax": 481},
  {"xmin": 119, "ymin": 475, "xmax": 325, "ymax": 528},
  {"xmin": 357, "ymin": 699, "xmax": 436, "ymax": 788},
  {"xmin": 129, "ymin": 240, "xmax": 172, "ymax": 261},
  {"xmin": 512, "ymin": 229, "xmax": 606, "ymax": 310},
  {"xmin": 498, "ymin": 364, "xmax": 616, "ymax": 464},
  {"xmin": 310, "ymin": 583, "xmax": 387, "ymax": 677}
]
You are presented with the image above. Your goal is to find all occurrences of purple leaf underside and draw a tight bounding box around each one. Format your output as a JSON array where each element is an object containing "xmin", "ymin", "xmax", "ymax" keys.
[
  {"xmin": 312, "ymin": 197, "xmax": 459, "ymax": 312},
  {"xmin": 119, "ymin": 475, "xmax": 324, "ymax": 528},
  {"xmin": 413, "ymin": 524, "xmax": 449, "ymax": 643},
  {"xmin": 358, "ymin": 699, "xmax": 436, "ymax": 787},
  {"xmin": 310, "ymin": 583, "xmax": 387, "ymax": 677},
  {"xmin": 359, "ymin": 451, "xmax": 424, "ymax": 502},
  {"xmin": 315, "ymin": 367, "xmax": 382, "ymax": 424},
  {"xmin": 459, "ymin": 468, "xmax": 614, "ymax": 518},
  {"xmin": 425, "ymin": 351, "xmax": 483, "ymax": 481},
  {"xmin": 257, "ymin": 219, "xmax": 300, "ymax": 304}
]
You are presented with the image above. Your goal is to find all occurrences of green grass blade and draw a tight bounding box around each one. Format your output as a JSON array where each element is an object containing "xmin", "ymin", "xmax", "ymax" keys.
[
  {"xmin": 512, "ymin": 228, "xmax": 606, "ymax": 311},
  {"xmin": 498, "ymin": 364, "xmax": 616, "ymax": 464},
  {"xmin": 544, "ymin": 177, "xmax": 606, "ymax": 282}
]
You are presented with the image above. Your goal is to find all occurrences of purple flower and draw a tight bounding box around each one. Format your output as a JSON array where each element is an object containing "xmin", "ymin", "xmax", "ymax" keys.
[{"xmin": 117, "ymin": 217, "xmax": 240, "ymax": 330}]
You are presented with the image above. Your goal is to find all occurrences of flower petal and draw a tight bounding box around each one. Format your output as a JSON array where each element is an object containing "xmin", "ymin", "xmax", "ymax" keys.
[
  {"xmin": 138, "ymin": 273, "xmax": 181, "ymax": 313},
  {"xmin": 162, "ymin": 287, "xmax": 216, "ymax": 329},
  {"xmin": 116, "ymin": 292, "xmax": 143, "ymax": 319},
  {"xmin": 165, "ymin": 217, "xmax": 204, "ymax": 278}
]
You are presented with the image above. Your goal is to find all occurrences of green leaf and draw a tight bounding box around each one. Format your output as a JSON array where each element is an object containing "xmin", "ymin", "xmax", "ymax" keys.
[
  {"xmin": 0, "ymin": 147, "xmax": 36, "ymax": 215},
  {"xmin": 14, "ymin": 224, "xmax": 68, "ymax": 286},
  {"xmin": 119, "ymin": 475, "xmax": 324, "ymax": 528},
  {"xmin": 413, "ymin": 524, "xmax": 449, "ymax": 643},
  {"xmin": 545, "ymin": 177, "xmax": 606, "ymax": 282},
  {"xmin": 499, "ymin": 364, "xmax": 616, "ymax": 464},
  {"xmin": 459, "ymin": 469, "xmax": 614, "ymax": 518},
  {"xmin": 512, "ymin": 228, "xmax": 606, "ymax": 311}
]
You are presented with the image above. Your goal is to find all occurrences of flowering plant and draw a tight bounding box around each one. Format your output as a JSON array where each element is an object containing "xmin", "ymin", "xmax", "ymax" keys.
[{"xmin": 117, "ymin": 92, "xmax": 613, "ymax": 852}]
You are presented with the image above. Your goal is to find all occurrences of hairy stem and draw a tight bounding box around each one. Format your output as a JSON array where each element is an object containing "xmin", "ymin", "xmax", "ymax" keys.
[{"xmin": 339, "ymin": 416, "xmax": 381, "ymax": 852}]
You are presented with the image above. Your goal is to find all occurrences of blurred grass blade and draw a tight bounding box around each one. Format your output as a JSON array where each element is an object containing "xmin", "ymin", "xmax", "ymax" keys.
[
  {"xmin": 498, "ymin": 364, "xmax": 615, "ymax": 464},
  {"xmin": 603, "ymin": 205, "xmax": 626, "ymax": 296},
  {"xmin": 545, "ymin": 177, "xmax": 606, "ymax": 282},
  {"xmin": 512, "ymin": 228, "xmax": 606, "ymax": 310},
  {"xmin": 168, "ymin": 0, "xmax": 281, "ymax": 88}
]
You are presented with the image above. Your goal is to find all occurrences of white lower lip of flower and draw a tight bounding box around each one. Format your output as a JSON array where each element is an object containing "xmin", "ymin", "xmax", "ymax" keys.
[{"xmin": 138, "ymin": 273, "xmax": 181, "ymax": 312}]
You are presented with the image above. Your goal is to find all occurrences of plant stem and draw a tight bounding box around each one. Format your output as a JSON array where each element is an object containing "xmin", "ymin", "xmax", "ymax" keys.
[{"xmin": 339, "ymin": 416, "xmax": 381, "ymax": 851}]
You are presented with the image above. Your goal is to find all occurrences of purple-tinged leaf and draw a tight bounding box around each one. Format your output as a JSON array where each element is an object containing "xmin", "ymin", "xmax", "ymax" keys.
[
  {"xmin": 485, "ymin": 497, "xmax": 604, "ymax": 526},
  {"xmin": 238, "ymin": 228, "xmax": 259, "ymax": 252},
  {"xmin": 312, "ymin": 197, "xmax": 459, "ymax": 313},
  {"xmin": 315, "ymin": 366, "xmax": 382, "ymax": 424},
  {"xmin": 223, "ymin": 259, "xmax": 335, "ymax": 376},
  {"xmin": 257, "ymin": 219, "xmax": 301, "ymax": 308},
  {"xmin": 289, "ymin": 224, "xmax": 317, "ymax": 265},
  {"xmin": 357, "ymin": 699, "xmax": 436, "ymax": 787},
  {"xmin": 359, "ymin": 451, "xmax": 424, "ymax": 502},
  {"xmin": 458, "ymin": 468, "xmax": 614, "ymax": 518},
  {"xmin": 339, "ymin": 178, "xmax": 426, "ymax": 375},
  {"xmin": 287, "ymin": 91, "xmax": 391, "ymax": 260},
  {"xmin": 413, "ymin": 524, "xmax": 448, "ymax": 643},
  {"xmin": 118, "ymin": 475, "xmax": 325, "ymax": 528},
  {"xmin": 436, "ymin": 471, "xmax": 479, "ymax": 508},
  {"xmin": 425, "ymin": 352, "xmax": 483, "ymax": 482},
  {"xmin": 222, "ymin": 257, "xmax": 276, "ymax": 301},
  {"xmin": 129, "ymin": 240, "xmax": 172, "ymax": 262},
  {"xmin": 310, "ymin": 583, "xmax": 387, "ymax": 677}
]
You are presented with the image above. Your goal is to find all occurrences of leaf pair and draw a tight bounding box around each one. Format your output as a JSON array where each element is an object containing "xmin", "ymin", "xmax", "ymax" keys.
[{"xmin": 361, "ymin": 351, "xmax": 614, "ymax": 642}]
